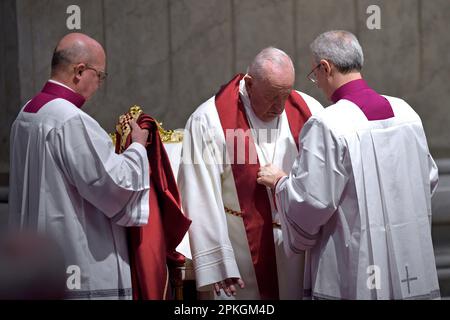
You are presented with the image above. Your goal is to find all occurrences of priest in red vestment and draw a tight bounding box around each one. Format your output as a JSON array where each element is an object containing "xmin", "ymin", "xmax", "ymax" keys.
[{"xmin": 177, "ymin": 47, "xmax": 324, "ymax": 299}]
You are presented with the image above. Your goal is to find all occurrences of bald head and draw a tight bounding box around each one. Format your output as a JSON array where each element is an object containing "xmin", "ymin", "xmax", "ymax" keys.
[
  {"xmin": 51, "ymin": 33, "xmax": 105, "ymax": 76},
  {"xmin": 244, "ymin": 47, "xmax": 296, "ymax": 122},
  {"xmin": 50, "ymin": 33, "xmax": 106, "ymax": 100},
  {"xmin": 248, "ymin": 47, "xmax": 295, "ymax": 88}
]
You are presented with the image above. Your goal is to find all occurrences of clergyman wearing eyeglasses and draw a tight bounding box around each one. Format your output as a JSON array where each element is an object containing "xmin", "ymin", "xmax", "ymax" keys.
[{"xmin": 8, "ymin": 33, "xmax": 151, "ymax": 299}]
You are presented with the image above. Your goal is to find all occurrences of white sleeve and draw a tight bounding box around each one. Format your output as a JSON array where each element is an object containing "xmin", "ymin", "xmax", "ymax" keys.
[
  {"xmin": 177, "ymin": 113, "xmax": 241, "ymax": 290},
  {"xmin": 53, "ymin": 114, "xmax": 150, "ymax": 226},
  {"xmin": 275, "ymin": 117, "xmax": 348, "ymax": 253}
]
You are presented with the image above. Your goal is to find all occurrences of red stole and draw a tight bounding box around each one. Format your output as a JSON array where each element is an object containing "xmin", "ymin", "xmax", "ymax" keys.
[
  {"xmin": 215, "ymin": 74, "xmax": 312, "ymax": 299},
  {"xmin": 115, "ymin": 114, "xmax": 191, "ymax": 300}
]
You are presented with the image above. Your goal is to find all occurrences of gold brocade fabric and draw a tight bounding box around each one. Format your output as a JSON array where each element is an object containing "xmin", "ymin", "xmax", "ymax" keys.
[{"xmin": 110, "ymin": 105, "xmax": 184, "ymax": 152}]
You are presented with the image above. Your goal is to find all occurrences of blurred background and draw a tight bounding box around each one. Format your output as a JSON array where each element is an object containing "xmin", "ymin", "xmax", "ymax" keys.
[{"xmin": 1, "ymin": 0, "xmax": 449, "ymax": 298}]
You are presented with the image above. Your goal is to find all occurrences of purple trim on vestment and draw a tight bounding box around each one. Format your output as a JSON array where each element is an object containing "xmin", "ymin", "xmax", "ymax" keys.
[
  {"xmin": 331, "ymin": 79, "xmax": 394, "ymax": 121},
  {"xmin": 23, "ymin": 81, "xmax": 85, "ymax": 113}
]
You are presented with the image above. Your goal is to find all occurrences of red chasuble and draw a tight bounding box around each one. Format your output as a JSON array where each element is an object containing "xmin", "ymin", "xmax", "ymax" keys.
[
  {"xmin": 215, "ymin": 74, "xmax": 312, "ymax": 300},
  {"xmin": 115, "ymin": 114, "xmax": 191, "ymax": 300}
]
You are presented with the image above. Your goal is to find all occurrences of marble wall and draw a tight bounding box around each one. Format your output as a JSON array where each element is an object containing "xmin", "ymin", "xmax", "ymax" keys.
[
  {"xmin": 1, "ymin": 0, "xmax": 450, "ymax": 172},
  {"xmin": 0, "ymin": 0, "xmax": 20, "ymax": 174}
]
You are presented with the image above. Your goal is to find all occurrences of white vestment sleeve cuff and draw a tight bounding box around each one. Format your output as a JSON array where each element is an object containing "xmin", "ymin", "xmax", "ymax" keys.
[
  {"xmin": 275, "ymin": 176, "xmax": 289, "ymax": 194},
  {"xmin": 194, "ymin": 257, "xmax": 241, "ymax": 291}
]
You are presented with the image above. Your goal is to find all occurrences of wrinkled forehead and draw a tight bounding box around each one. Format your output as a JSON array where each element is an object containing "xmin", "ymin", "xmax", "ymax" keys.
[
  {"xmin": 265, "ymin": 66, "xmax": 294, "ymax": 88},
  {"xmin": 257, "ymin": 74, "xmax": 294, "ymax": 97}
]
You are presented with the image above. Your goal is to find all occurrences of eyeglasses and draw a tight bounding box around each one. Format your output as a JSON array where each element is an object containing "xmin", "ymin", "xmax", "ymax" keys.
[
  {"xmin": 306, "ymin": 64, "xmax": 321, "ymax": 84},
  {"xmin": 84, "ymin": 64, "xmax": 108, "ymax": 81}
]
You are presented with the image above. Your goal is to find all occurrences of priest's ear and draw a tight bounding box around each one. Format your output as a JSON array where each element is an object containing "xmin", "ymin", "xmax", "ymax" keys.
[
  {"xmin": 320, "ymin": 60, "xmax": 332, "ymax": 77},
  {"xmin": 243, "ymin": 74, "xmax": 253, "ymax": 93},
  {"xmin": 73, "ymin": 63, "xmax": 86, "ymax": 80}
]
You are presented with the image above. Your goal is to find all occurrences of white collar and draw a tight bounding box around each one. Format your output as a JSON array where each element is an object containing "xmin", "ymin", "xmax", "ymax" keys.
[{"xmin": 48, "ymin": 79, "xmax": 76, "ymax": 92}]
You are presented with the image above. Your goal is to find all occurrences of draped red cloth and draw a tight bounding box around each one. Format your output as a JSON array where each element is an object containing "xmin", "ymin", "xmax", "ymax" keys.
[
  {"xmin": 115, "ymin": 113, "xmax": 191, "ymax": 300},
  {"xmin": 215, "ymin": 74, "xmax": 312, "ymax": 300}
]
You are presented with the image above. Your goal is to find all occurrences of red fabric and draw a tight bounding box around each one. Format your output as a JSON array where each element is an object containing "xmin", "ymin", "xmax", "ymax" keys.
[
  {"xmin": 215, "ymin": 74, "xmax": 311, "ymax": 300},
  {"xmin": 115, "ymin": 114, "xmax": 191, "ymax": 300}
]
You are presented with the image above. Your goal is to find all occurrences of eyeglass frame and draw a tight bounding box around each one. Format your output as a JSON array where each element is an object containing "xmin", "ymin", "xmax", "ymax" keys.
[
  {"xmin": 306, "ymin": 63, "xmax": 322, "ymax": 84},
  {"xmin": 84, "ymin": 64, "xmax": 108, "ymax": 81},
  {"xmin": 74, "ymin": 62, "xmax": 108, "ymax": 81}
]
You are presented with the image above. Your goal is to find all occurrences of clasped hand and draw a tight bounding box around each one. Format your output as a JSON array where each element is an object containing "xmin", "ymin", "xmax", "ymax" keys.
[
  {"xmin": 129, "ymin": 119, "xmax": 149, "ymax": 147},
  {"xmin": 257, "ymin": 164, "xmax": 287, "ymax": 189}
]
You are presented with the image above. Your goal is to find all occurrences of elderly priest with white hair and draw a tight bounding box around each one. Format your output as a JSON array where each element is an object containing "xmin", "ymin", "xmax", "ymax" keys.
[
  {"xmin": 178, "ymin": 47, "xmax": 323, "ymax": 300},
  {"xmin": 257, "ymin": 30, "xmax": 440, "ymax": 300}
]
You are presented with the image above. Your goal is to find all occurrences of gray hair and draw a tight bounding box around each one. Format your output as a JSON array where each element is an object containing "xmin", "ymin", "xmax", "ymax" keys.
[
  {"xmin": 248, "ymin": 47, "xmax": 295, "ymax": 81},
  {"xmin": 310, "ymin": 30, "xmax": 364, "ymax": 73},
  {"xmin": 51, "ymin": 41, "xmax": 90, "ymax": 74}
]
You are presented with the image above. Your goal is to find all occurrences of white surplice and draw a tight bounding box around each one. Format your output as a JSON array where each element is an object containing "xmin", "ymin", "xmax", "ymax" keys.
[
  {"xmin": 275, "ymin": 96, "xmax": 440, "ymax": 299},
  {"xmin": 177, "ymin": 80, "xmax": 323, "ymax": 299},
  {"xmin": 9, "ymin": 84, "xmax": 150, "ymax": 299}
]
